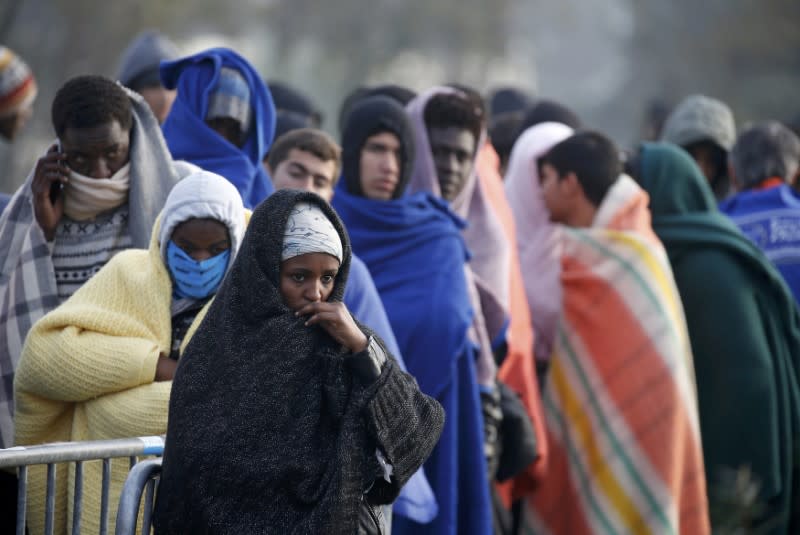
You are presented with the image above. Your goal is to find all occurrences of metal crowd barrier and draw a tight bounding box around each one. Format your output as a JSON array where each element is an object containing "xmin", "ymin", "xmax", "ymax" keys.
[
  {"xmin": 115, "ymin": 457, "xmax": 162, "ymax": 535},
  {"xmin": 0, "ymin": 436, "xmax": 164, "ymax": 535}
]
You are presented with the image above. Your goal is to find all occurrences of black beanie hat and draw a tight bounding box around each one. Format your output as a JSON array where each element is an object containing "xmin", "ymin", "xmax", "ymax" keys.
[
  {"xmin": 518, "ymin": 99, "xmax": 582, "ymax": 133},
  {"xmin": 341, "ymin": 96, "xmax": 415, "ymax": 199},
  {"xmin": 337, "ymin": 84, "xmax": 417, "ymax": 136}
]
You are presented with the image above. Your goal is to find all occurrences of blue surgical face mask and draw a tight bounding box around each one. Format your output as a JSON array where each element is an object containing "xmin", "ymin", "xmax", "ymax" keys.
[{"xmin": 167, "ymin": 240, "xmax": 231, "ymax": 300}]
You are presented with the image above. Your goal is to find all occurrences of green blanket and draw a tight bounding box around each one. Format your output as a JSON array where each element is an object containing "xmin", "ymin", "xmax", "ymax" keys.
[{"xmin": 636, "ymin": 143, "xmax": 800, "ymax": 534}]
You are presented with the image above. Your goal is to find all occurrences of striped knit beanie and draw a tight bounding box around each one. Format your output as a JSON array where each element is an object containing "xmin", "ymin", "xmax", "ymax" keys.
[{"xmin": 0, "ymin": 46, "xmax": 37, "ymax": 118}]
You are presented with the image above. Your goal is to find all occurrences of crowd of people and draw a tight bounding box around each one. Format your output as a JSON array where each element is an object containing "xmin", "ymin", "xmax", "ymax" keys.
[{"xmin": 1, "ymin": 29, "xmax": 800, "ymax": 535}]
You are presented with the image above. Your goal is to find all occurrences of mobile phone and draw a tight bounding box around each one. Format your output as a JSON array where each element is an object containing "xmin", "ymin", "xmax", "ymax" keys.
[{"xmin": 49, "ymin": 139, "xmax": 65, "ymax": 203}]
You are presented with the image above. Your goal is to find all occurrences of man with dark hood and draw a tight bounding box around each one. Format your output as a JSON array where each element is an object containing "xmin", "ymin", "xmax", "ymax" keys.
[
  {"xmin": 661, "ymin": 94, "xmax": 736, "ymax": 200},
  {"xmin": 335, "ymin": 94, "xmax": 494, "ymax": 535},
  {"xmin": 719, "ymin": 121, "xmax": 800, "ymax": 302}
]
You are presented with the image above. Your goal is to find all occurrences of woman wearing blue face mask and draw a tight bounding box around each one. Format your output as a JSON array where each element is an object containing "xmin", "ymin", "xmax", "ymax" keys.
[
  {"xmin": 155, "ymin": 171, "xmax": 246, "ymax": 379},
  {"xmin": 14, "ymin": 169, "xmax": 245, "ymax": 535}
]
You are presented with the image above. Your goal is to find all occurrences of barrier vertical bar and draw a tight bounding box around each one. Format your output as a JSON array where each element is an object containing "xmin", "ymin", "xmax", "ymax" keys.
[
  {"xmin": 44, "ymin": 463, "xmax": 56, "ymax": 535},
  {"xmin": 99, "ymin": 458, "xmax": 110, "ymax": 535},
  {"xmin": 16, "ymin": 465, "xmax": 27, "ymax": 535},
  {"xmin": 72, "ymin": 460, "xmax": 83, "ymax": 535}
]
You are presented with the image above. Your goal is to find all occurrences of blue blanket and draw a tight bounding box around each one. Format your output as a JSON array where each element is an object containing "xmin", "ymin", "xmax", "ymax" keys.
[
  {"xmin": 160, "ymin": 48, "xmax": 276, "ymax": 208},
  {"xmin": 333, "ymin": 185, "xmax": 492, "ymax": 535},
  {"xmin": 345, "ymin": 254, "xmax": 439, "ymax": 523},
  {"xmin": 345, "ymin": 255, "xmax": 403, "ymax": 368}
]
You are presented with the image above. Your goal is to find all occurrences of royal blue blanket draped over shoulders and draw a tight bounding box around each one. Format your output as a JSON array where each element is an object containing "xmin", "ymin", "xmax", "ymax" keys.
[
  {"xmin": 345, "ymin": 255, "xmax": 403, "ymax": 368},
  {"xmin": 160, "ymin": 47, "xmax": 276, "ymax": 208},
  {"xmin": 346, "ymin": 254, "xmax": 440, "ymax": 523},
  {"xmin": 333, "ymin": 184, "xmax": 492, "ymax": 535}
]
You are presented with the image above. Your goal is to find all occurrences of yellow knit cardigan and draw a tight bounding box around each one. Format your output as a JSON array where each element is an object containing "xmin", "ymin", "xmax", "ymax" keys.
[{"xmin": 14, "ymin": 218, "xmax": 213, "ymax": 535}]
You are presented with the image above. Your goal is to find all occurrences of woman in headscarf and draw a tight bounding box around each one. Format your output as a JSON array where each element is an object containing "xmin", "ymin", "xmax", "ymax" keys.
[
  {"xmin": 14, "ymin": 169, "xmax": 246, "ymax": 535},
  {"xmin": 154, "ymin": 189, "xmax": 444, "ymax": 534},
  {"xmin": 160, "ymin": 47, "xmax": 277, "ymax": 208},
  {"xmin": 631, "ymin": 142, "xmax": 800, "ymax": 534}
]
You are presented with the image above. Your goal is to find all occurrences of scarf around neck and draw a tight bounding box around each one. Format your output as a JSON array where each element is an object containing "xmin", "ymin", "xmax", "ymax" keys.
[{"xmin": 63, "ymin": 163, "xmax": 130, "ymax": 221}]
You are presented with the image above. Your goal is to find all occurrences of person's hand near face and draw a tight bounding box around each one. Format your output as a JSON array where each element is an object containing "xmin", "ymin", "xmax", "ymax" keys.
[
  {"xmin": 296, "ymin": 301, "xmax": 368, "ymax": 353},
  {"xmin": 280, "ymin": 252, "xmax": 368, "ymax": 353},
  {"xmin": 31, "ymin": 143, "xmax": 68, "ymax": 241}
]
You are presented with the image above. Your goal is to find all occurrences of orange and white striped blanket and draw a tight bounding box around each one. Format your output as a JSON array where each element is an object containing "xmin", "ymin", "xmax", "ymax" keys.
[{"xmin": 527, "ymin": 177, "xmax": 710, "ymax": 535}]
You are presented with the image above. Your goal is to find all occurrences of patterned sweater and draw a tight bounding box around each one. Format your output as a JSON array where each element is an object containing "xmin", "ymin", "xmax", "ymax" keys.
[{"xmin": 52, "ymin": 204, "xmax": 133, "ymax": 301}]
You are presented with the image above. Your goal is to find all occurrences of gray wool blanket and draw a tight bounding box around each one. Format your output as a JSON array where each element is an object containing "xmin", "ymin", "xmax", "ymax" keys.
[
  {"xmin": 0, "ymin": 87, "xmax": 186, "ymax": 449},
  {"xmin": 154, "ymin": 190, "xmax": 444, "ymax": 534}
]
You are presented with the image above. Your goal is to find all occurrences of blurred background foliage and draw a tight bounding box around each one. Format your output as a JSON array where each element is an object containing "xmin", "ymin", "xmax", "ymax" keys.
[{"xmin": 1, "ymin": 0, "xmax": 798, "ymax": 191}]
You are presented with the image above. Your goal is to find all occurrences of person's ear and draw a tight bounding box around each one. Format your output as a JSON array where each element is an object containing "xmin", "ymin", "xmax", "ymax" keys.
[{"xmin": 561, "ymin": 171, "xmax": 581, "ymax": 198}]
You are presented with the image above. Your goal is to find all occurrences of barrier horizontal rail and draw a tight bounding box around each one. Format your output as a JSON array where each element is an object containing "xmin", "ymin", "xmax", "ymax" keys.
[
  {"xmin": 0, "ymin": 436, "xmax": 165, "ymax": 468},
  {"xmin": 0, "ymin": 436, "xmax": 165, "ymax": 535}
]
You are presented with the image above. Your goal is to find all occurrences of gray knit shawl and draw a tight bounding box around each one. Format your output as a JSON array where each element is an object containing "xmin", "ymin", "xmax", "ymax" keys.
[{"xmin": 155, "ymin": 190, "xmax": 408, "ymax": 534}]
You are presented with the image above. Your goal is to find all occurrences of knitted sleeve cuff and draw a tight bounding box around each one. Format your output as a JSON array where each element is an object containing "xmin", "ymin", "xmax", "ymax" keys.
[
  {"xmin": 347, "ymin": 335, "xmax": 387, "ymax": 387},
  {"xmin": 140, "ymin": 344, "xmax": 161, "ymax": 384},
  {"xmin": 363, "ymin": 365, "xmax": 444, "ymax": 487}
]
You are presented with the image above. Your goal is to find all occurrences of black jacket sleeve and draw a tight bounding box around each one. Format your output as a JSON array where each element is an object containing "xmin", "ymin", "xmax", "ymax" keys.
[{"xmin": 348, "ymin": 336, "xmax": 445, "ymax": 505}]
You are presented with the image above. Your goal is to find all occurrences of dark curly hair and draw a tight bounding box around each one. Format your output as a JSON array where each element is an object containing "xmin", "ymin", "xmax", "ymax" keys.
[
  {"xmin": 423, "ymin": 92, "xmax": 483, "ymax": 145},
  {"xmin": 51, "ymin": 75, "xmax": 133, "ymax": 137}
]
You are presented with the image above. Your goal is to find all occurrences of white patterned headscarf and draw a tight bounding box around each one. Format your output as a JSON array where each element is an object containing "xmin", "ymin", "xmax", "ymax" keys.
[{"xmin": 282, "ymin": 202, "xmax": 343, "ymax": 263}]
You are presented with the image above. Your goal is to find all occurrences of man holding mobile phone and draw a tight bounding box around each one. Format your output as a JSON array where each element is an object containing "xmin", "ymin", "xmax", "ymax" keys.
[{"xmin": 0, "ymin": 74, "xmax": 193, "ymax": 457}]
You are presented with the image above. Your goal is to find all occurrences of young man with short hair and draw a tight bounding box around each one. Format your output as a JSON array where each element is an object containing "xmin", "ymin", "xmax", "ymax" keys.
[
  {"xmin": 538, "ymin": 130, "xmax": 623, "ymax": 227},
  {"xmin": 267, "ymin": 128, "xmax": 341, "ymax": 201},
  {"xmin": 506, "ymin": 128, "xmax": 709, "ymax": 534}
]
